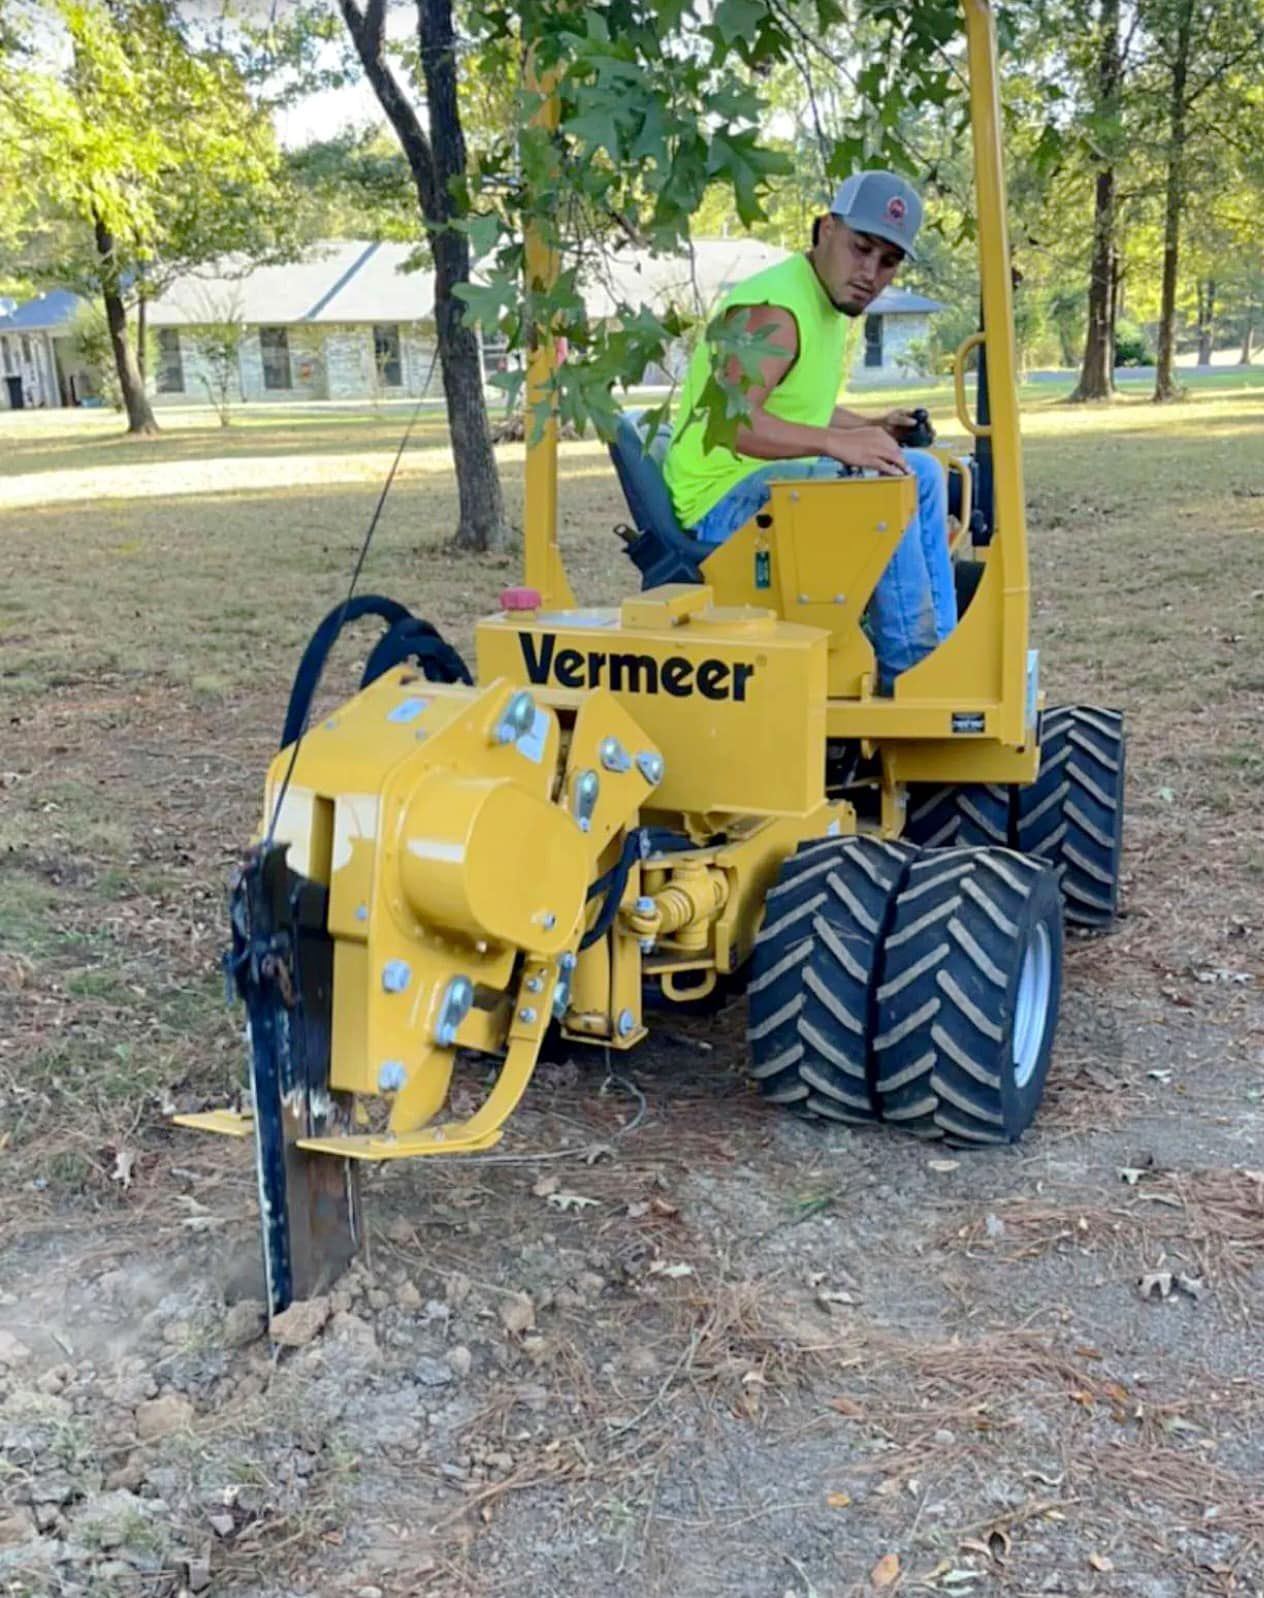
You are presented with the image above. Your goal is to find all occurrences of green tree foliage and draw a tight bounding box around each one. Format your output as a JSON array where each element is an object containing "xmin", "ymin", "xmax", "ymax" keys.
[
  {"xmin": 0, "ymin": 0, "xmax": 301, "ymax": 433},
  {"xmin": 457, "ymin": 0, "xmax": 971, "ymax": 443},
  {"xmin": 287, "ymin": 128, "xmax": 418, "ymax": 241}
]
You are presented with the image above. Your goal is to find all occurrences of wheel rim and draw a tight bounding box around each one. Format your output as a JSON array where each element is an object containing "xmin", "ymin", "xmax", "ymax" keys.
[{"xmin": 1012, "ymin": 924, "xmax": 1053, "ymax": 1088}]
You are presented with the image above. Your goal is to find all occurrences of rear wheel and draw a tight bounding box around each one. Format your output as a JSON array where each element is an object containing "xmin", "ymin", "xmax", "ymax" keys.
[
  {"xmin": 873, "ymin": 847, "xmax": 1063, "ymax": 1143},
  {"xmin": 903, "ymin": 705, "xmax": 1125, "ymax": 930},
  {"xmin": 746, "ymin": 835, "xmax": 914, "ymax": 1123},
  {"xmin": 1017, "ymin": 705, "xmax": 1125, "ymax": 929}
]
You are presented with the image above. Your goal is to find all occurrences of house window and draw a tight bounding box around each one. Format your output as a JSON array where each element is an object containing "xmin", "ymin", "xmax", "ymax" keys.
[
  {"xmin": 156, "ymin": 328, "xmax": 184, "ymax": 393},
  {"xmin": 864, "ymin": 314, "xmax": 884, "ymax": 369},
  {"xmin": 373, "ymin": 324, "xmax": 402, "ymax": 387},
  {"xmin": 480, "ymin": 333, "xmax": 509, "ymax": 380},
  {"xmin": 260, "ymin": 327, "xmax": 292, "ymax": 390}
]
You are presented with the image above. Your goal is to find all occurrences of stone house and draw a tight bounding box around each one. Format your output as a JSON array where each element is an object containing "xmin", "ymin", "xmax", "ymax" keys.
[{"xmin": 145, "ymin": 240, "xmax": 445, "ymax": 407}]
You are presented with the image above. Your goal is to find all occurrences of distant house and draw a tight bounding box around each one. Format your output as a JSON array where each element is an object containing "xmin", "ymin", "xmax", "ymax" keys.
[
  {"xmin": 1, "ymin": 238, "xmax": 945, "ymax": 410},
  {"xmin": 0, "ymin": 290, "xmax": 98, "ymax": 410},
  {"xmin": 143, "ymin": 237, "xmax": 800, "ymax": 406},
  {"xmin": 145, "ymin": 240, "xmax": 446, "ymax": 407},
  {"xmin": 856, "ymin": 288, "xmax": 945, "ymax": 376}
]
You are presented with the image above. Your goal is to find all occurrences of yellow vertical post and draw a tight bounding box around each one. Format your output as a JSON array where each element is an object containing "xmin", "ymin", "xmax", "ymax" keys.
[
  {"xmin": 963, "ymin": 0, "xmax": 1030, "ymax": 745},
  {"xmin": 522, "ymin": 58, "xmax": 576, "ymax": 608}
]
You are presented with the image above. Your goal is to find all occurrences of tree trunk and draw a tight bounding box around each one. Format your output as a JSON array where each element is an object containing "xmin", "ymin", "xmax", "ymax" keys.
[
  {"xmin": 137, "ymin": 292, "xmax": 148, "ymax": 380},
  {"xmin": 1153, "ymin": 0, "xmax": 1194, "ymax": 403},
  {"xmin": 339, "ymin": 0, "xmax": 507, "ymax": 553},
  {"xmin": 1070, "ymin": 167, "xmax": 1117, "ymax": 401},
  {"xmin": 416, "ymin": 0, "xmax": 506, "ymax": 552},
  {"xmin": 1196, "ymin": 279, "xmax": 1215, "ymax": 365},
  {"xmin": 1242, "ymin": 313, "xmax": 1256, "ymax": 365},
  {"xmin": 94, "ymin": 211, "xmax": 158, "ymax": 436},
  {"xmin": 1070, "ymin": 0, "xmax": 1121, "ymax": 403}
]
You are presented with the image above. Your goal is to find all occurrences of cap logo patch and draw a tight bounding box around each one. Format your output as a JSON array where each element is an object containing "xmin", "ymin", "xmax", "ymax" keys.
[{"xmin": 886, "ymin": 196, "xmax": 907, "ymax": 223}]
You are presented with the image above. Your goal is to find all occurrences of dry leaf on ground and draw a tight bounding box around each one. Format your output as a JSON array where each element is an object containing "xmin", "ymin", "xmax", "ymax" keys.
[{"xmin": 870, "ymin": 1551, "xmax": 900, "ymax": 1587}]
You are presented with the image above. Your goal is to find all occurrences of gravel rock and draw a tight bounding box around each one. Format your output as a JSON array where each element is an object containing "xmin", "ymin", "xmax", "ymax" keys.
[
  {"xmin": 183, "ymin": 1545, "xmax": 212, "ymax": 1592},
  {"xmin": 395, "ymin": 1281, "xmax": 422, "ymax": 1309},
  {"xmin": 134, "ymin": 1393, "xmax": 195, "ymax": 1441},
  {"xmin": 269, "ymin": 1296, "xmax": 330, "ymax": 1347},
  {"xmin": 446, "ymin": 1345, "xmax": 473, "ymax": 1379},
  {"xmin": 327, "ymin": 1311, "xmax": 377, "ymax": 1353},
  {"xmin": 223, "ymin": 1299, "xmax": 266, "ymax": 1348},
  {"xmin": 208, "ymin": 1512, "xmax": 235, "ymax": 1538},
  {"xmin": 0, "ymin": 1330, "xmax": 33, "ymax": 1366},
  {"xmin": 415, "ymin": 1356, "xmax": 454, "ymax": 1388},
  {"xmin": 0, "ymin": 1507, "xmax": 36, "ymax": 1546},
  {"xmin": 105, "ymin": 1452, "xmax": 147, "ymax": 1492},
  {"xmin": 499, "ymin": 1293, "xmax": 535, "ymax": 1335},
  {"xmin": 30, "ymin": 1469, "xmax": 78, "ymax": 1505}
]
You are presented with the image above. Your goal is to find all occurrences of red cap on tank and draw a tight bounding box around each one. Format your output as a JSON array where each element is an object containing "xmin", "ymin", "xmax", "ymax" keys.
[{"xmin": 500, "ymin": 586, "xmax": 542, "ymax": 612}]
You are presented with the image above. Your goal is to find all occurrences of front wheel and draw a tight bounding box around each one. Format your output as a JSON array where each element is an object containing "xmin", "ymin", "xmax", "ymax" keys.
[{"xmin": 873, "ymin": 847, "xmax": 1064, "ymax": 1144}]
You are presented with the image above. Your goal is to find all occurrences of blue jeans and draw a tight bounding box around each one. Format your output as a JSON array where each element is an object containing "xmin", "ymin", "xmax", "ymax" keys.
[{"xmin": 694, "ymin": 450, "xmax": 957, "ymax": 684}]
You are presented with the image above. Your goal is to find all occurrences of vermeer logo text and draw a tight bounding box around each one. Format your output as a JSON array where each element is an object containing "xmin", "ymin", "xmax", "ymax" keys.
[{"xmin": 519, "ymin": 633, "xmax": 756, "ymax": 701}]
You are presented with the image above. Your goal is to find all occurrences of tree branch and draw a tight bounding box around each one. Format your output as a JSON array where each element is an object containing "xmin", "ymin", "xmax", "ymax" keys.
[{"xmin": 337, "ymin": 0, "xmax": 440, "ymax": 220}]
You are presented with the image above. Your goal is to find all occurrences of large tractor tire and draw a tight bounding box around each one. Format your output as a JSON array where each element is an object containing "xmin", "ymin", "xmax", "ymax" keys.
[
  {"xmin": 903, "ymin": 705, "xmax": 1125, "ymax": 930},
  {"xmin": 746, "ymin": 835, "xmax": 915, "ymax": 1123},
  {"xmin": 873, "ymin": 847, "xmax": 1063, "ymax": 1143}
]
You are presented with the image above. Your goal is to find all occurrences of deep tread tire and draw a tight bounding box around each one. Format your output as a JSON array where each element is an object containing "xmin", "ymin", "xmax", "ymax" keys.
[
  {"xmin": 1018, "ymin": 705, "xmax": 1124, "ymax": 930},
  {"xmin": 902, "ymin": 706, "xmax": 1125, "ymax": 931},
  {"xmin": 873, "ymin": 846, "xmax": 1063, "ymax": 1143},
  {"xmin": 747, "ymin": 835, "xmax": 915, "ymax": 1123}
]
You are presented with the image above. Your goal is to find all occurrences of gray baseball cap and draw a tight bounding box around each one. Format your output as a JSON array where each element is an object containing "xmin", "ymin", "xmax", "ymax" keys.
[{"xmin": 829, "ymin": 171, "xmax": 923, "ymax": 259}]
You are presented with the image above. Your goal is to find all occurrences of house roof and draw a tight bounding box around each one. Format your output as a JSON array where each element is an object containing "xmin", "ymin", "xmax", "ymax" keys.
[
  {"xmin": 0, "ymin": 289, "xmax": 88, "ymax": 333},
  {"xmin": 145, "ymin": 241, "xmax": 433, "ymax": 327},
  {"xmin": 867, "ymin": 288, "xmax": 945, "ymax": 315}
]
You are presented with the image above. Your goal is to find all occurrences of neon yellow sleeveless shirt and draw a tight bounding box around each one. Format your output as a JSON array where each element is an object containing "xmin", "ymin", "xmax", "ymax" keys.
[{"xmin": 663, "ymin": 252, "xmax": 849, "ymax": 530}]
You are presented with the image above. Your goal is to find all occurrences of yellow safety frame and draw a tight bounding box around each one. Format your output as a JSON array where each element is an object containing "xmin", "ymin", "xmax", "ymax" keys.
[{"xmin": 519, "ymin": 0, "xmax": 1036, "ymax": 786}]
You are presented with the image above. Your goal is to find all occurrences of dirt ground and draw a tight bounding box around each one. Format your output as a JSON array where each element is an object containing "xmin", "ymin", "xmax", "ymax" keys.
[{"xmin": 1, "ymin": 382, "xmax": 1263, "ymax": 1598}]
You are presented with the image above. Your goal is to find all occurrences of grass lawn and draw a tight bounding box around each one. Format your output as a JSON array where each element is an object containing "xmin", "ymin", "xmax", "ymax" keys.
[{"xmin": 0, "ymin": 374, "xmax": 1262, "ymax": 1595}]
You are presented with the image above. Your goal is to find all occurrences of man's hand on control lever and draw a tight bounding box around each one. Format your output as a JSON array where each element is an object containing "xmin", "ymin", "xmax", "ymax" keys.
[
  {"xmin": 829, "ymin": 424, "xmax": 909, "ymax": 476},
  {"xmin": 882, "ymin": 406, "xmax": 935, "ymax": 448}
]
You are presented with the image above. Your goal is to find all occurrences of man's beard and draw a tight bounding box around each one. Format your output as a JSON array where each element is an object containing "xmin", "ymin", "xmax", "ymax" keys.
[{"xmin": 830, "ymin": 291, "xmax": 868, "ymax": 316}]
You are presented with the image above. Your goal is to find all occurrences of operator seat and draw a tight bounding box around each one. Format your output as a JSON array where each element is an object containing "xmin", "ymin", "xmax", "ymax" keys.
[{"xmin": 608, "ymin": 411, "xmax": 703, "ymax": 590}]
